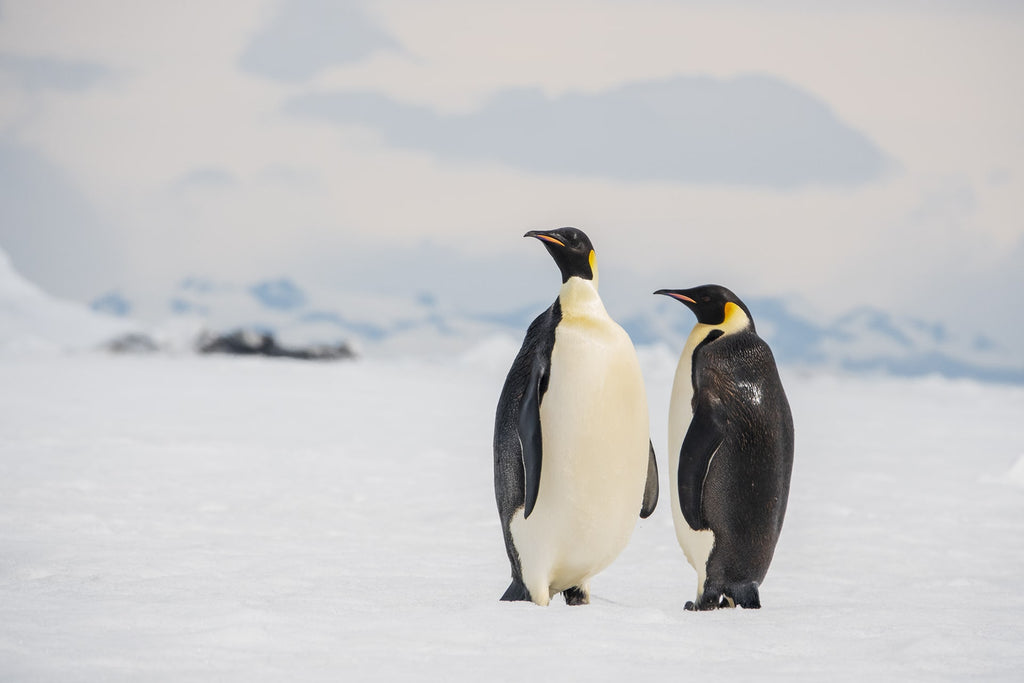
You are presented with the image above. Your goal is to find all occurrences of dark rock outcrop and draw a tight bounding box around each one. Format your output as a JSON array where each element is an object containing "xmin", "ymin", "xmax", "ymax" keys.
[
  {"xmin": 104, "ymin": 332, "xmax": 161, "ymax": 354},
  {"xmin": 196, "ymin": 329, "xmax": 355, "ymax": 361}
]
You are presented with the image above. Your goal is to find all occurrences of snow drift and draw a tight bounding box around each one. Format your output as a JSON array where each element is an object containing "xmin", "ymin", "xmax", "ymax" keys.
[{"xmin": 0, "ymin": 246, "xmax": 134, "ymax": 353}]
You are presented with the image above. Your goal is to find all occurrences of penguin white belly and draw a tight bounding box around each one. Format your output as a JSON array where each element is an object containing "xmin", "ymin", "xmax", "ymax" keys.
[
  {"xmin": 668, "ymin": 327, "xmax": 716, "ymax": 600},
  {"xmin": 509, "ymin": 316, "xmax": 649, "ymax": 605}
]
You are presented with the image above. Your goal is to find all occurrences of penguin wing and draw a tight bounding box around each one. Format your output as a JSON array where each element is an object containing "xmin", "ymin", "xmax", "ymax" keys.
[
  {"xmin": 518, "ymin": 357, "xmax": 546, "ymax": 519},
  {"xmin": 640, "ymin": 439, "xmax": 659, "ymax": 518},
  {"xmin": 494, "ymin": 300, "xmax": 559, "ymax": 522},
  {"xmin": 677, "ymin": 391, "xmax": 724, "ymax": 530}
]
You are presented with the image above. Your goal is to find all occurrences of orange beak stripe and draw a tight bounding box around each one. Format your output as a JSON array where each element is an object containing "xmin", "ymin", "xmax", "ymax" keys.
[{"xmin": 534, "ymin": 234, "xmax": 565, "ymax": 247}]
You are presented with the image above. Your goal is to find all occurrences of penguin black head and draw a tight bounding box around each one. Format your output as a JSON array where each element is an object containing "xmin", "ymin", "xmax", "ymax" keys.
[
  {"xmin": 654, "ymin": 284, "xmax": 755, "ymax": 330},
  {"xmin": 525, "ymin": 227, "xmax": 596, "ymax": 284}
]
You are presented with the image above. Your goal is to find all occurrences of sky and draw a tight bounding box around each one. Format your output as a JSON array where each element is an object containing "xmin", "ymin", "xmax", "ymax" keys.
[{"xmin": 0, "ymin": 0, "xmax": 1022, "ymax": 347}]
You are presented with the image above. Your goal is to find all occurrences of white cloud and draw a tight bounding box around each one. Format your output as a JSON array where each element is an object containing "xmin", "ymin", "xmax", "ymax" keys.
[
  {"xmin": 286, "ymin": 75, "xmax": 888, "ymax": 187},
  {"xmin": 239, "ymin": 0, "xmax": 399, "ymax": 82}
]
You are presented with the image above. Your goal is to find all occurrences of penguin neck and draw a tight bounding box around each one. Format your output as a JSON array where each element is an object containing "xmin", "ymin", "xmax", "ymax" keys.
[
  {"xmin": 557, "ymin": 276, "xmax": 606, "ymax": 320},
  {"xmin": 686, "ymin": 302, "xmax": 752, "ymax": 347}
]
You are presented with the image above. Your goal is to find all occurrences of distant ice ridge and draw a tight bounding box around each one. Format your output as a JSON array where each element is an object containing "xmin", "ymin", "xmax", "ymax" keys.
[
  {"xmin": 4, "ymin": 242, "xmax": 1020, "ymax": 383},
  {"xmin": 0, "ymin": 246, "xmax": 136, "ymax": 354},
  {"xmin": 98, "ymin": 274, "xmax": 1024, "ymax": 383},
  {"xmin": 97, "ymin": 275, "xmax": 516, "ymax": 359}
]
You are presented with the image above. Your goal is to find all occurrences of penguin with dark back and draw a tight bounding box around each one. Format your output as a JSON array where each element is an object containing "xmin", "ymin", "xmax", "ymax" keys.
[
  {"xmin": 655, "ymin": 284, "xmax": 794, "ymax": 610},
  {"xmin": 494, "ymin": 227, "xmax": 659, "ymax": 606}
]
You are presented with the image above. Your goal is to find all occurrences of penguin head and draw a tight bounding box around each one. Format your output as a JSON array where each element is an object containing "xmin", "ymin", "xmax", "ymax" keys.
[
  {"xmin": 525, "ymin": 227, "xmax": 596, "ymax": 285},
  {"xmin": 654, "ymin": 284, "xmax": 755, "ymax": 330}
]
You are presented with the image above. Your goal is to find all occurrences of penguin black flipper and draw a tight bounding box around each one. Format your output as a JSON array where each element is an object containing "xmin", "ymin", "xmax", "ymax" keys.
[
  {"xmin": 677, "ymin": 392, "xmax": 725, "ymax": 531},
  {"xmin": 640, "ymin": 440, "xmax": 659, "ymax": 518},
  {"xmin": 519, "ymin": 356, "xmax": 547, "ymax": 519},
  {"xmin": 494, "ymin": 299, "xmax": 559, "ymax": 532}
]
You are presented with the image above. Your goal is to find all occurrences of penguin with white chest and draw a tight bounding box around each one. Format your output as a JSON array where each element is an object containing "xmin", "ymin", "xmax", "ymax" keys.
[
  {"xmin": 494, "ymin": 227, "xmax": 659, "ymax": 606},
  {"xmin": 655, "ymin": 285, "xmax": 794, "ymax": 610}
]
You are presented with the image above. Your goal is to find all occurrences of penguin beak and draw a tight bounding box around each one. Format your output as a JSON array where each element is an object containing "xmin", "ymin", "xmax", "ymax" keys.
[
  {"xmin": 654, "ymin": 289, "xmax": 697, "ymax": 304},
  {"xmin": 524, "ymin": 230, "xmax": 566, "ymax": 248}
]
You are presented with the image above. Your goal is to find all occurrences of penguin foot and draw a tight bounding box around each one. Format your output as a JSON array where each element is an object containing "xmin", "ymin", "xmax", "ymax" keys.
[
  {"xmin": 500, "ymin": 580, "xmax": 532, "ymax": 603},
  {"xmin": 725, "ymin": 581, "xmax": 761, "ymax": 609},
  {"xmin": 562, "ymin": 585, "xmax": 590, "ymax": 606},
  {"xmin": 689, "ymin": 585, "xmax": 726, "ymax": 611}
]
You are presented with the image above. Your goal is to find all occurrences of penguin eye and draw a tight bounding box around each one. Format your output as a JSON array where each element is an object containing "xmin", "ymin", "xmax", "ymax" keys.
[{"xmin": 702, "ymin": 296, "xmax": 711, "ymax": 303}]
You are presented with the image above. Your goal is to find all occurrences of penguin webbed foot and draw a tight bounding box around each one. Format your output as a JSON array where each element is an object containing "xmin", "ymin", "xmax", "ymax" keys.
[
  {"xmin": 725, "ymin": 581, "xmax": 761, "ymax": 609},
  {"xmin": 685, "ymin": 594, "xmax": 721, "ymax": 611},
  {"xmin": 500, "ymin": 580, "xmax": 532, "ymax": 603},
  {"xmin": 562, "ymin": 585, "xmax": 590, "ymax": 606},
  {"xmin": 696, "ymin": 595, "xmax": 722, "ymax": 610},
  {"xmin": 686, "ymin": 584, "xmax": 729, "ymax": 611},
  {"xmin": 686, "ymin": 582, "xmax": 761, "ymax": 611}
]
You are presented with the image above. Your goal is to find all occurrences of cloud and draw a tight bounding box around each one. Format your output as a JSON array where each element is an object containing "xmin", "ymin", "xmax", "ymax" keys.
[
  {"xmin": 174, "ymin": 167, "xmax": 238, "ymax": 191},
  {"xmin": 286, "ymin": 74, "xmax": 888, "ymax": 188},
  {"xmin": 239, "ymin": 0, "xmax": 398, "ymax": 82},
  {"xmin": 0, "ymin": 52, "xmax": 110, "ymax": 90}
]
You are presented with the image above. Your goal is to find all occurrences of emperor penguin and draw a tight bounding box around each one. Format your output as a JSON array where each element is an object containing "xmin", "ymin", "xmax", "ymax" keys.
[
  {"xmin": 494, "ymin": 227, "xmax": 659, "ymax": 606},
  {"xmin": 654, "ymin": 285, "xmax": 794, "ymax": 610}
]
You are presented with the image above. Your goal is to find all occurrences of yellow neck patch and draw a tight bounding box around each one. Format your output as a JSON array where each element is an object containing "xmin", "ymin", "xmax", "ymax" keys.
[
  {"xmin": 715, "ymin": 301, "xmax": 750, "ymax": 335},
  {"xmin": 723, "ymin": 301, "xmax": 740, "ymax": 322}
]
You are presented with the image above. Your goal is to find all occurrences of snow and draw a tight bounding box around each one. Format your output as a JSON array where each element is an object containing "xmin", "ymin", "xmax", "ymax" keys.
[
  {"xmin": 0, "ymin": 249, "xmax": 136, "ymax": 354},
  {"xmin": 1, "ymin": 348, "xmax": 1023, "ymax": 680},
  {"xmin": 1009, "ymin": 456, "xmax": 1024, "ymax": 489}
]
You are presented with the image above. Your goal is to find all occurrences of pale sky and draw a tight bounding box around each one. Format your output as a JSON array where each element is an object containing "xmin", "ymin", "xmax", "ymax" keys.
[{"xmin": 1, "ymin": 0, "xmax": 1022, "ymax": 347}]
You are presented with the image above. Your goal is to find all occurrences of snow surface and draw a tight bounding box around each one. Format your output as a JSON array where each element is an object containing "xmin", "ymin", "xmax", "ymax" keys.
[{"xmin": 1, "ymin": 346, "xmax": 1023, "ymax": 681}]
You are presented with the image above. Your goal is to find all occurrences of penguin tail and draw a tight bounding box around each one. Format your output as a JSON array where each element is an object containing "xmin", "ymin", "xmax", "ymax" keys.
[{"xmin": 499, "ymin": 580, "xmax": 532, "ymax": 602}]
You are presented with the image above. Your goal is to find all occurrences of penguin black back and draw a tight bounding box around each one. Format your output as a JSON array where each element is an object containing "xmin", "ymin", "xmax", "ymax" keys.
[
  {"xmin": 691, "ymin": 330, "xmax": 793, "ymax": 575},
  {"xmin": 656, "ymin": 284, "xmax": 794, "ymax": 610}
]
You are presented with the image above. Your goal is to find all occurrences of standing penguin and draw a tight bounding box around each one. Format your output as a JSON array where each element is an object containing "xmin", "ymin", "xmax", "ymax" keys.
[
  {"xmin": 494, "ymin": 227, "xmax": 659, "ymax": 606},
  {"xmin": 654, "ymin": 285, "xmax": 794, "ymax": 610}
]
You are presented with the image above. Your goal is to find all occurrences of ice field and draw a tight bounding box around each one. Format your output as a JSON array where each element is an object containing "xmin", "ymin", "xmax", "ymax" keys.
[{"xmin": 1, "ymin": 345, "xmax": 1023, "ymax": 680}]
